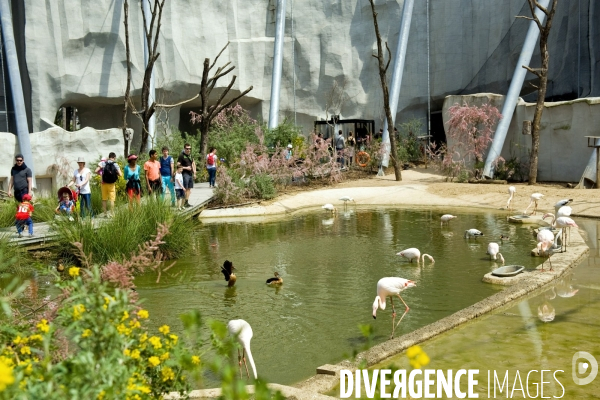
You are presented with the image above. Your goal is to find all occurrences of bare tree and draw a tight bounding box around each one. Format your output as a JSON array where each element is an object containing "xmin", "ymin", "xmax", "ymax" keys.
[
  {"xmin": 324, "ymin": 79, "xmax": 347, "ymax": 136},
  {"xmin": 190, "ymin": 42, "xmax": 254, "ymax": 158},
  {"xmin": 368, "ymin": 0, "xmax": 402, "ymax": 181},
  {"xmin": 518, "ymin": 0, "xmax": 559, "ymax": 185},
  {"xmin": 122, "ymin": 0, "xmax": 132, "ymax": 157}
]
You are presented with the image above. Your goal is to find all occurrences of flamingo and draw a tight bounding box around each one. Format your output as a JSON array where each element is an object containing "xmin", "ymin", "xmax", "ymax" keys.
[
  {"xmin": 440, "ymin": 214, "xmax": 457, "ymax": 226},
  {"xmin": 322, "ymin": 204, "xmax": 337, "ymax": 214},
  {"xmin": 486, "ymin": 243, "xmax": 505, "ymax": 264},
  {"xmin": 372, "ymin": 277, "xmax": 416, "ymax": 339},
  {"xmin": 507, "ymin": 186, "xmax": 516, "ymax": 211},
  {"xmin": 464, "ymin": 229, "xmax": 484, "ymax": 239},
  {"xmin": 524, "ymin": 193, "xmax": 544, "ymax": 215},
  {"xmin": 557, "ymin": 205, "xmax": 572, "ymax": 217},
  {"xmin": 554, "ymin": 199, "xmax": 573, "ymax": 214},
  {"xmin": 227, "ymin": 319, "xmax": 257, "ymax": 379},
  {"xmin": 339, "ymin": 196, "xmax": 355, "ymax": 209},
  {"xmin": 221, "ymin": 260, "xmax": 237, "ymax": 287},
  {"xmin": 536, "ymin": 228, "xmax": 555, "ymax": 271},
  {"xmin": 266, "ymin": 272, "xmax": 283, "ymax": 285},
  {"xmin": 543, "ymin": 213, "xmax": 578, "ymax": 252},
  {"xmin": 396, "ymin": 248, "xmax": 435, "ymax": 264}
]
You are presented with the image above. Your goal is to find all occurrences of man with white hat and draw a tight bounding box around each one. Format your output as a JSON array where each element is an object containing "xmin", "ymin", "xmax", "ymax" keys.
[{"xmin": 68, "ymin": 157, "xmax": 93, "ymax": 217}]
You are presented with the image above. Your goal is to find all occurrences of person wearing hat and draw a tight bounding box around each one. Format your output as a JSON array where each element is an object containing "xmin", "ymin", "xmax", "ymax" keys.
[
  {"xmin": 7, "ymin": 154, "xmax": 33, "ymax": 202},
  {"xmin": 68, "ymin": 157, "xmax": 93, "ymax": 217},
  {"xmin": 15, "ymin": 193, "xmax": 34, "ymax": 237},
  {"xmin": 285, "ymin": 143, "xmax": 293, "ymax": 160},
  {"xmin": 124, "ymin": 154, "xmax": 142, "ymax": 206}
]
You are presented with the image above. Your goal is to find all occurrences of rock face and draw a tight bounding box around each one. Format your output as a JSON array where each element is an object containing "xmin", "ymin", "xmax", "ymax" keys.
[
  {"xmin": 443, "ymin": 94, "xmax": 600, "ymax": 183},
  {"xmin": 20, "ymin": 0, "xmax": 599, "ymax": 143}
]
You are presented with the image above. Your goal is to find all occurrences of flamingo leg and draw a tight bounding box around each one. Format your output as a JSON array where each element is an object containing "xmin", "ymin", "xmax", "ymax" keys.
[
  {"xmin": 393, "ymin": 308, "xmax": 409, "ymax": 335},
  {"xmin": 237, "ymin": 348, "xmax": 243, "ymax": 378},
  {"xmin": 548, "ymin": 254, "xmax": 553, "ymax": 271},
  {"xmin": 242, "ymin": 348, "xmax": 251, "ymax": 379},
  {"xmin": 390, "ymin": 297, "xmax": 397, "ymax": 339}
]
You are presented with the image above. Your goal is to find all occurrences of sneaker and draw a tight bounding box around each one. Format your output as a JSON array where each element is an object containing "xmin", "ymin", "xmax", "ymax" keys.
[
  {"xmin": 184, "ymin": 203, "xmax": 193, "ymax": 208},
  {"xmin": 17, "ymin": 233, "xmax": 22, "ymax": 238}
]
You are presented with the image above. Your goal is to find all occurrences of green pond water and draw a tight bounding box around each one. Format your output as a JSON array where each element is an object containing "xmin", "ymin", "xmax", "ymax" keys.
[
  {"xmin": 133, "ymin": 207, "xmax": 543, "ymax": 386},
  {"xmin": 329, "ymin": 219, "xmax": 600, "ymax": 398}
]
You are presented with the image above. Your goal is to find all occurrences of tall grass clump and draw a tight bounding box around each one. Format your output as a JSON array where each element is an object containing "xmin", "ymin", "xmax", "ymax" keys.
[
  {"xmin": 0, "ymin": 234, "xmax": 32, "ymax": 276},
  {"xmin": 0, "ymin": 197, "xmax": 57, "ymax": 228},
  {"xmin": 52, "ymin": 198, "xmax": 192, "ymax": 264}
]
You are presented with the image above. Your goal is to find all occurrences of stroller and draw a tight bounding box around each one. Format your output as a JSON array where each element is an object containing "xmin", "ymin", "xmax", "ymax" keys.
[{"xmin": 55, "ymin": 186, "xmax": 78, "ymax": 220}]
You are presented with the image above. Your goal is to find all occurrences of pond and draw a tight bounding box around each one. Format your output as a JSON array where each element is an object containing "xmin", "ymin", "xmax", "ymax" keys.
[{"xmin": 134, "ymin": 207, "xmax": 542, "ymax": 386}]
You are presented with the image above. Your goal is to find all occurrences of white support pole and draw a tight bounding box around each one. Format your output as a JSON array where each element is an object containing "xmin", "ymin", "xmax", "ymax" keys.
[
  {"xmin": 483, "ymin": 0, "xmax": 550, "ymax": 178},
  {"xmin": 381, "ymin": 0, "xmax": 414, "ymax": 167},
  {"xmin": 268, "ymin": 0, "xmax": 286, "ymax": 130},
  {"xmin": 142, "ymin": 0, "xmax": 156, "ymax": 151}
]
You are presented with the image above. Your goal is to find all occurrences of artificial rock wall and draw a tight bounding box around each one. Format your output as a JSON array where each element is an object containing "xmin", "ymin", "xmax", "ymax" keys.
[{"xmin": 21, "ymin": 0, "xmax": 599, "ymax": 143}]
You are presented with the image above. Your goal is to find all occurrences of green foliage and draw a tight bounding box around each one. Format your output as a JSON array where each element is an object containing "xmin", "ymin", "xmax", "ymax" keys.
[
  {"xmin": 51, "ymin": 198, "xmax": 191, "ymax": 264},
  {"xmin": 208, "ymin": 117, "xmax": 261, "ymax": 167},
  {"xmin": 396, "ymin": 119, "xmax": 425, "ymax": 163},
  {"xmin": 0, "ymin": 197, "xmax": 60, "ymax": 228},
  {"xmin": 264, "ymin": 118, "xmax": 302, "ymax": 149},
  {"xmin": 247, "ymin": 174, "xmax": 277, "ymax": 200},
  {"xmin": 0, "ymin": 234, "xmax": 32, "ymax": 277}
]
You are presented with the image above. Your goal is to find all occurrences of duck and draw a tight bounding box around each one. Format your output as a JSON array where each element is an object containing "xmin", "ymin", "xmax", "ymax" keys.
[
  {"xmin": 266, "ymin": 272, "xmax": 283, "ymax": 285},
  {"xmin": 221, "ymin": 260, "xmax": 237, "ymax": 287}
]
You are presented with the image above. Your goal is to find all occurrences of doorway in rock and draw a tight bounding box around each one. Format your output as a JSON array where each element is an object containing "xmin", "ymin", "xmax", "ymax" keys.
[{"xmin": 429, "ymin": 111, "xmax": 446, "ymax": 150}]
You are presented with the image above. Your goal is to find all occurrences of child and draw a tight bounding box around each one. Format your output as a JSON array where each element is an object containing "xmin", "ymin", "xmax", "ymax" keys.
[
  {"xmin": 15, "ymin": 193, "xmax": 34, "ymax": 237},
  {"xmin": 174, "ymin": 163, "xmax": 185, "ymax": 210},
  {"xmin": 55, "ymin": 192, "xmax": 75, "ymax": 220}
]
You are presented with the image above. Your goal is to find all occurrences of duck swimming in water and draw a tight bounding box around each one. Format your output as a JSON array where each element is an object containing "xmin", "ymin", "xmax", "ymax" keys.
[
  {"xmin": 266, "ymin": 272, "xmax": 283, "ymax": 285},
  {"xmin": 221, "ymin": 260, "xmax": 237, "ymax": 287}
]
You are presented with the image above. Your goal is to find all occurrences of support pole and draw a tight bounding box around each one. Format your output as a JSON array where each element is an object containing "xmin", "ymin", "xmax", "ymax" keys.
[
  {"xmin": 0, "ymin": 0, "xmax": 35, "ymax": 186},
  {"xmin": 142, "ymin": 0, "xmax": 155, "ymax": 150},
  {"xmin": 596, "ymin": 147, "xmax": 600, "ymax": 189},
  {"xmin": 381, "ymin": 0, "xmax": 414, "ymax": 167},
  {"xmin": 268, "ymin": 0, "xmax": 286, "ymax": 130},
  {"xmin": 483, "ymin": 0, "xmax": 550, "ymax": 178}
]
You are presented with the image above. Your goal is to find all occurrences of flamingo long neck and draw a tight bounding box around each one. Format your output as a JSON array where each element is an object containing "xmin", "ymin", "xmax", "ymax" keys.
[
  {"xmin": 243, "ymin": 342, "xmax": 257, "ymax": 379},
  {"xmin": 421, "ymin": 254, "xmax": 433, "ymax": 263},
  {"xmin": 547, "ymin": 213, "xmax": 556, "ymax": 227},
  {"xmin": 377, "ymin": 295, "xmax": 386, "ymax": 310}
]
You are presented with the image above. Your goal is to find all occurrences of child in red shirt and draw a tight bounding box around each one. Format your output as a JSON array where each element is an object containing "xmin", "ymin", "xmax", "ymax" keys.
[{"xmin": 15, "ymin": 193, "xmax": 34, "ymax": 237}]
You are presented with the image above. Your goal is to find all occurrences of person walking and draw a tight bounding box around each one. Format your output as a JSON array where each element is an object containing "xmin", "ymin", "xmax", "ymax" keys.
[
  {"xmin": 206, "ymin": 147, "xmax": 217, "ymax": 188},
  {"xmin": 7, "ymin": 154, "xmax": 33, "ymax": 202},
  {"xmin": 174, "ymin": 163, "xmax": 185, "ymax": 210},
  {"xmin": 96, "ymin": 152, "xmax": 121, "ymax": 216},
  {"xmin": 144, "ymin": 149, "xmax": 162, "ymax": 197},
  {"xmin": 15, "ymin": 193, "xmax": 34, "ymax": 237},
  {"xmin": 69, "ymin": 157, "xmax": 93, "ymax": 218},
  {"xmin": 159, "ymin": 146, "xmax": 176, "ymax": 207},
  {"xmin": 347, "ymin": 131, "xmax": 356, "ymax": 167},
  {"xmin": 124, "ymin": 154, "xmax": 142, "ymax": 207},
  {"xmin": 335, "ymin": 130, "xmax": 346, "ymax": 167},
  {"xmin": 177, "ymin": 143, "xmax": 196, "ymax": 207}
]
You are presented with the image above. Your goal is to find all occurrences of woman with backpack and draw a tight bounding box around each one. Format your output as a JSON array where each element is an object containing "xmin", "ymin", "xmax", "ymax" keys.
[
  {"xmin": 206, "ymin": 147, "xmax": 218, "ymax": 188},
  {"xmin": 124, "ymin": 154, "xmax": 142, "ymax": 207},
  {"xmin": 96, "ymin": 152, "xmax": 121, "ymax": 217}
]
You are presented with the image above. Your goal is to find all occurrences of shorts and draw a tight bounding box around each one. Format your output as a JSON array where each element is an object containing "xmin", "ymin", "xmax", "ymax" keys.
[
  {"xmin": 175, "ymin": 189, "xmax": 185, "ymax": 199},
  {"xmin": 183, "ymin": 173, "xmax": 194, "ymax": 189},
  {"xmin": 127, "ymin": 188, "xmax": 141, "ymax": 201},
  {"xmin": 101, "ymin": 183, "xmax": 116, "ymax": 201}
]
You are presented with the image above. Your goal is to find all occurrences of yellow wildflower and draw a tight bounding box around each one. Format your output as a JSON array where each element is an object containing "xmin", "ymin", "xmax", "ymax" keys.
[
  {"xmin": 28, "ymin": 334, "xmax": 43, "ymax": 342},
  {"xmin": 36, "ymin": 319, "xmax": 50, "ymax": 333},
  {"xmin": 148, "ymin": 356, "xmax": 160, "ymax": 367},
  {"xmin": 148, "ymin": 336, "xmax": 162, "ymax": 349},
  {"xmin": 123, "ymin": 348, "xmax": 131, "ymax": 357},
  {"xmin": 20, "ymin": 346, "xmax": 31, "ymax": 355},
  {"xmin": 73, "ymin": 304, "xmax": 86, "ymax": 320},
  {"xmin": 191, "ymin": 356, "xmax": 200, "ymax": 365},
  {"xmin": 122, "ymin": 311, "xmax": 129, "ymax": 321},
  {"xmin": 406, "ymin": 345, "xmax": 430, "ymax": 369},
  {"xmin": 68, "ymin": 266, "xmax": 80, "ymax": 277},
  {"xmin": 406, "ymin": 345, "xmax": 422, "ymax": 359},
  {"xmin": 158, "ymin": 325, "xmax": 170, "ymax": 335},
  {"xmin": 169, "ymin": 334, "xmax": 178, "ymax": 345},
  {"xmin": 137, "ymin": 309, "xmax": 149, "ymax": 319},
  {"xmin": 161, "ymin": 366, "xmax": 175, "ymax": 382},
  {"xmin": 139, "ymin": 333, "xmax": 148, "ymax": 343},
  {"xmin": 117, "ymin": 324, "xmax": 132, "ymax": 336},
  {"xmin": 97, "ymin": 390, "xmax": 106, "ymax": 400},
  {"xmin": 130, "ymin": 349, "xmax": 141, "ymax": 360},
  {"xmin": 129, "ymin": 319, "xmax": 141, "ymax": 329},
  {"xmin": 13, "ymin": 335, "xmax": 25, "ymax": 345},
  {"xmin": 82, "ymin": 329, "xmax": 92, "ymax": 338},
  {"xmin": 0, "ymin": 356, "xmax": 13, "ymax": 368},
  {"xmin": 19, "ymin": 379, "xmax": 27, "ymax": 390},
  {"xmin": 160, "ymin": 352, "xmax": 170, "ymax": 361},
  {"xmin": 0, "ymin": 358, "xmax": 15, "ymax": 391},
  {"xmin": 18, "ymin": 360, "xmax": 32, "ymax": 375},
  {"xmin": 138, "ymin": 386, "xmax": 151, "ymax": 394}
]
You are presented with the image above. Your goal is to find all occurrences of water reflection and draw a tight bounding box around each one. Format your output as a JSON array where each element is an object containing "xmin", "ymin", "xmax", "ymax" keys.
[{"xmin": 537, "ymin": 301, "xmax": 556, "ymax": 322}]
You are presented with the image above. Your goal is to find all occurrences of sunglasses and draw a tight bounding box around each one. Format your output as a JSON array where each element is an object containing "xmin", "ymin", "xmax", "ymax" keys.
[
  {"xmin": 15, "ymin": 159, "xmax": 23, "ymax": 162},
  {"xmin": 185, "ymin": 148, "xmax": 191, "ymax": 150}
]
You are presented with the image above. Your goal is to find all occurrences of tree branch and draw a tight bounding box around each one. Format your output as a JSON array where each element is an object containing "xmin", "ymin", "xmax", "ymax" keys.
[
  {"xmin": 155, "ymin": 94, "xmax": 199, "ymax": 108},
  {"xmin": 212, "ymin": 86, "xmax": 254, "ymax": 119},
  {"xmin": 522, "ymin": 65, "xmax": 543, "ymax": 77},
  {"xmin": 384, "ymin": 41, "xmax": 392, "ymax": 74},
  {"xmin": 209, "ymin": 42, "xmax": 230, "ymax": 71}
]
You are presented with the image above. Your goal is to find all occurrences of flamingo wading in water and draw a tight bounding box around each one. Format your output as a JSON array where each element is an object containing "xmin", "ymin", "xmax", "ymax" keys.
[
  {"xmin": 524, "ymin": 193, "xmax": 544, "ymax": 215},
  {"xmin": 396, "ymin": 248, "xmax": 435, "ymax": 265},
  {"xmin": 322, "ymin": 204, "xmax": 337, "ymax": 214},
  {"xmin": 372, "ymin": 277, "xmax": 416, "ymax": 339},
  {"xmin": 507, "ymin": 186, "xmax": 516, "ymax": 211},
  {"xmin": 487, "ymin": 242, "xmax": 505, "ymax": 264},
  {"xmin": 227, "ymin": 319, "xmax": 257, "ymax": 379},
  {"xmin": 339, "ymin": 196, "xmax": 355, "ymax": 209},
  {"xmin": 464, "ymin": 229, "xmax": 484, "ymax": 239},
  {"xmin": 440, "ymin": 214, "xmax": 457, "ymax": 226}
]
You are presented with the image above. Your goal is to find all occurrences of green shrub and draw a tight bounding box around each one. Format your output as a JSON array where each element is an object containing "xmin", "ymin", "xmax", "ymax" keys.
[
  {"xmin": 248, "ymin": 174, "xmax": 276, "ymax": 200},
  {"xmin": 264, "ymin": 118, "xmax": 301, "ymax": 149}
]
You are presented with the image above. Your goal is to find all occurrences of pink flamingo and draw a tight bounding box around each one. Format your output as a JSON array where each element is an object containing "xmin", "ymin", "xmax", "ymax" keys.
[{"xmin": 372, "ymin": 277, "xmax": 416, "ymax": 339}]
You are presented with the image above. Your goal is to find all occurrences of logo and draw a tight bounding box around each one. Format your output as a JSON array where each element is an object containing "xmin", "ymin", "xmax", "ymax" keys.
[{"xmin": 572, "ymin": 351, "xmax": 598, "ymax": 385}]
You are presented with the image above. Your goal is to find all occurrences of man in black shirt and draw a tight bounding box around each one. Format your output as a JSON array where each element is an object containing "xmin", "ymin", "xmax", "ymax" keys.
[
  {"xmin": 8, "ymin": 154, "xmax": 33, "ymax": 202},
  {"xmin": 177, "ymin": 143, "xmax": 196, "ymax": 207}
]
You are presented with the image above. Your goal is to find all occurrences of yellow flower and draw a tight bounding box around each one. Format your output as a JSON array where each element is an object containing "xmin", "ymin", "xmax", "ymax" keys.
[
  {"xmin": 158, "ymin": 325, "xmax": 170, "ymax": 335},
  {"xmin": 18, "ymin": 360, "xmax": 32, "ymax": 375},
  {"xmin": 406, "ymin": 345, "xmax": 430, "ymax": 369},
  {"xmin": 160, "ymin": 352, "xmax": 170, "ymax": 361},
  {"xmin": 82, "ymin": 329, "xmax": 92, "ymax": 338},
  {"xmin": 122, "ymin": 311, "xmax": 129, "ymax": 321},
  {"xmin": 73, "ymin": 304, "xmax": 86, "ymax": 320},
  {"xmin": 0, "ymin": 356, "xmax": 13, "ymax": 368},
  {"xmin": 36, "ymin": 319, "xmax": 50, "ymax": 333},
  {"xmin": 138, "ymin": 386, "xmax": 151, "ymax": 394},
  {"xmin": 130, "ymin": 349, "xmax": 141, "ymax": 360},
  {"xmin": 148, "ymin": 356, "xmax": 160, "ymax": 367},
  {"xmin": 191, "ymin": 355, "xmax": 200, "ymax": 365},
  {"xmin": 28, "ymin": 334, "xmax": 43, "ymax": 342},
  {"xmin": 13, "ymin": 335, "xmax": 25, "ymax": 345},
  {"xmin": 20, "ymin": 346, "xmax": 31, "ymax": 355},
  {"xmin": 97, "ymin": 390, "xmax": 106, "ymax": 400},
  {"xmin": 69, "ymin": 266, "xmax": 80, "ymax": 277},
  {"xmin": 117, "ymin": 324, "xmax": 132, "ymax": 336},
  {"xmin": 148, "ymin": 336, "xmax": 162, "ymax": 349},
  {"xmin": 0, "ymin": 358, "xmax": 15, "ymax": 391},
  {"xmin": 129, "ymin": 319, "xmax": 141, "ymax": 329},
  {"xmin": 161, "ymin": 366, "xmax": 175, "ymax": 382},
  {"xmin": 169, "ymin": 334, "xmax": 178, "ymax": 345},
  {"xmin": 406, "ymin": 345, "xmax": 423, "ymax": 359},
  {"xmin": 139, "ymin": 333, "xmax": 148, "ymax": 343},
  {"xmin": 123, "ymin": 348, "xmax": 131, "ymax": 357},
  {"xmin": 137, "ymin": 309, "xmax": 149, "ymax": 319}
]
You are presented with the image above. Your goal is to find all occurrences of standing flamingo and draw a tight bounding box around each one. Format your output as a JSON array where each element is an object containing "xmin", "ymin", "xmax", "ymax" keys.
[
  {"xmin": 542, "ymin": 213, "xmax": 578, "ymax": 252},
  {"xmin": 339, "ymin": 196, "xmax": 355, "ymax": 209},
  {"xmin": 524, "ymin": 193, "xmax": 544, "ymax": 215},
  {"xmin": 440, "ymin": 214, "xmax": 457, "ymax": 226},
  {"xmin": 556, "ymin": 205, "xmax": 572, "ymax": 217},
  {"xmin": 372, "ymin": 277, "xmax": 416, "ymax": 339},
  {"xmin": 486, "ymin": 243, "xmax": 505, "ymax": 264},
  {"xmin": 322, "ymin": 204, "xmax": 337, "ymax": 214},
  {"xmin": 227, "ymin": 319, "xmax": 257, "ymax": 379},
  {"xmin": 536, "ymin": 228, "xmax": 555, "ymax": 271},
  {"xmin": 554, "ymin": 199, "xmax": 573, "ymax": 214},
  {"xmin": 464, "ymin": 229, "xmax": 484, "ymax": 239},
  {"xmin": 506, "ymin": 186, "xmax": 516, "ymax": 211},
  {"xmin": 396, "ymin": 248, "xmax": 435, "ymax": 264}
]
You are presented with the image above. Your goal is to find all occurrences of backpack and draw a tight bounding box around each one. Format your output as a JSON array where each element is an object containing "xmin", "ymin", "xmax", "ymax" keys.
[
  {"xmin": 102, "ymin": 161, "xmax": 119, "ymax": 184},
  {"xmin": 207, "ymin": 154, "xmax": 216, "ymax": 166},
  {"xmin": 336, "ymin": 135, "xmax": 345, "ymax": 150}
]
